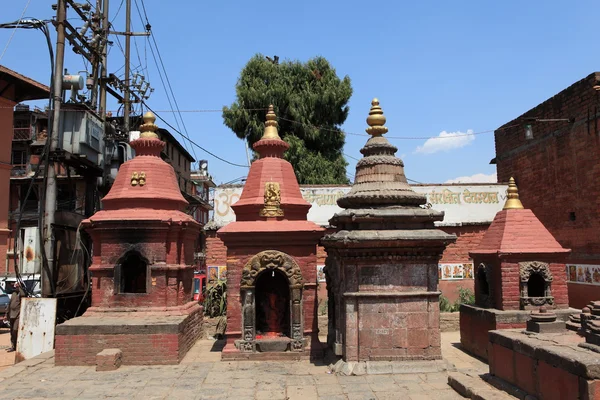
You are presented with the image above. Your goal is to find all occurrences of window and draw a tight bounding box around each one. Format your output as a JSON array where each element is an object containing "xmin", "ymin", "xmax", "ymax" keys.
[{"xmin": 11, "ymin": 150, "xmax": 27, "ymax": 166}]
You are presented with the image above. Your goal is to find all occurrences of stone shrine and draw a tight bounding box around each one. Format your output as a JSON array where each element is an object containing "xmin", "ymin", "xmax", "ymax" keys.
[
  {"xmin": 217, "ymin": 106, "xmax": 324, "ymax": 360},
  {"xmin": 55, "ymin": 112, "xmax": 203, "ymax": 366},
  {"xmin": 460, "ymin": 177, "xmax": 573, "ymax": 360},
  {"xmin": 322, "ymin": 99, "xmax": 456, "ymax": 366}
]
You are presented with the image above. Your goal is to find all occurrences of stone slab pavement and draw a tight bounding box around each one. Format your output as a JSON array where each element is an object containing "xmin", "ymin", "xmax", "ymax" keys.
[{"xmin": 0, "ymin": 331, "xmax": 486, "ymax": 400}]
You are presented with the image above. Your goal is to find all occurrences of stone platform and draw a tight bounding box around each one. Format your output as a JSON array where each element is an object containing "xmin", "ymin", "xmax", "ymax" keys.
[
  {"xmin": 55, "ymin": 303, "xmax": 203, "ymax": 366},
  {"xmin": 488, "ymin": 329, "xmax": 600, "ymax": 399},
  {"xmin": 459, "ymin": 304, "xmax": 575, "ymax": 360},
  {"xmin": 221, "ymin": 341, "xmax": 324, "ymax": 362}
]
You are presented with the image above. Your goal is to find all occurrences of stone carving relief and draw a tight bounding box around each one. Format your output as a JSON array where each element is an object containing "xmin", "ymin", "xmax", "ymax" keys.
[
  {"xmin": 519, "ymin": 261, "xmax": 554, "ymax": 308},
  {"xmin": 519, "ymin": 261, "xmax": 553, "ymax": 282},
  {"xmin": 241, "ymin": 250, "xmax": 304, "ymax": 288}
]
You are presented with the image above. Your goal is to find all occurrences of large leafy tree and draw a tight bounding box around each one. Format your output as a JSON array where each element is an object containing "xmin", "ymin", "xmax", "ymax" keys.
[{"xmin": 223, "ymin": 54, "xmax": 352, "ymax": 184}]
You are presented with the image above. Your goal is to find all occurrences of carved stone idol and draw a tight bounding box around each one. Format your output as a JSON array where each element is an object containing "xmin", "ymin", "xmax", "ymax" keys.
[{"xmin": 260, "ymin": 182, "xmax": 284, "ymax": 217}]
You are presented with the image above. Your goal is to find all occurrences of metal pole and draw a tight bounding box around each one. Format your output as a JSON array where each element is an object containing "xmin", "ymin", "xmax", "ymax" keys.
[
  {"xmin": 123, "ymin": 0, "xmax": 131, "ymax": 134},
  {"xmin": 99, "ymin": 0, "xmax": 109, "ymax": 117},
  {"xmin": 43, "ymin": 0, "xmax": 67, "ymax": 297}
]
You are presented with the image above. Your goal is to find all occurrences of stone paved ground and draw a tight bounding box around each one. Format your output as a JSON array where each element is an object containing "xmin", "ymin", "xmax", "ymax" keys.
[{"xmin": 0, "ymin": 332, "xmax": 486, "ymax": 400}]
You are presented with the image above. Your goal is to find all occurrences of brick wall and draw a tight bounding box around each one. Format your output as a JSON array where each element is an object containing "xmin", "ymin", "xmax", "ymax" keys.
[
  {"xmin": 439, "ymin": 225, "xmax": 487, "ymax": 263},
  {"xmin": 495, "ymin": 72, "xmax": 600, "ymax": 264},
  {"xmin": 206, "ymin": 230, "xmax": 227, "ymax": 265},
  {"xmin": 55, "ymin": 306, "xmax": 203, "ymax": 366}
]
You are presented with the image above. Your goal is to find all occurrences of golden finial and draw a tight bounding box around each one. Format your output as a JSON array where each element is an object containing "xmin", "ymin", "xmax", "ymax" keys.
[
  {"xmin": 503, "ymin": 177, "xmax": 524, "ymax": 210},
  {"xmin": 261, "ymin": 105, "xmax": 281, "ymax": 140},
  {"xmin": 366, "ymin": 98, "xmax": 388, "ymax": 136},
  {"xmin": 139, "ymin": 111, "xmax": 159, "ymax": 139}
]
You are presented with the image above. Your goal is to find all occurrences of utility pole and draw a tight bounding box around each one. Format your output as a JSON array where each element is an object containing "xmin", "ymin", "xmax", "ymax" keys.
[
  {"xmin": 123, "ymin": 0, "xmax": 131, "ymax": 134},
  {"xmin": 88, "ymin": 0, "xmax": 102, "ymax": 109},
  {"xmin": 99, "ymin": 0, "xmax": 109, "ymax": 117},
  {"xmin": 43, "ymin": 0, "xmax": 67, "ymax": 297}
]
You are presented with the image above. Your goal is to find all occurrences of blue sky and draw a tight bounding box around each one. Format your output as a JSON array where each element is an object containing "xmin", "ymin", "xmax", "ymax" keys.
[{"xmin": 1, "ymin": 1, "xmax": 597, "ymax": 185}]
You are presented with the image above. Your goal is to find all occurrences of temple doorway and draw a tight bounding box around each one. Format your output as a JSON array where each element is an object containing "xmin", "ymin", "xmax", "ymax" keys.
[{"xmin": 255, "ymin": 269, "xmax": 290, "ymax": 338}]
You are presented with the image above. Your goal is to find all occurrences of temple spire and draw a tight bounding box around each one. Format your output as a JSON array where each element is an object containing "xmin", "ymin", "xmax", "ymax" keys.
[
  {"xmin": 366, "ymin": 98, "xmax": 388, "ymax": 136},
  {"xmin": 253, "ymin": 104, "xmax": 289, "ymax": 158},
  {"xmin": 503, "ymin": 177, "xmax": 524, "ymax": 210},
  {"xmin": 261, "ymin": 105, "xmax": 282, "ymax": 141},
  {"xmin": 139, "ymin": 111, "xmax": 159, "ymax": 139}
]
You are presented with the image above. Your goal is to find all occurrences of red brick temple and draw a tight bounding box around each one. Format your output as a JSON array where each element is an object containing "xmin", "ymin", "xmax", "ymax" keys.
[
  {"xmin": 460, "ymin": 177, "xmax": 574, "ymax": 360},
  {"xmin": 322, "ymin": 99, "xmax": 456, "ymax": 371},
  {"xmin": 55, "ymin": 112, "xmax": 203, "ymax": 366},
  {"xmin": 218, "ymin": 106, "xmax": 324, "ymax": 360}
]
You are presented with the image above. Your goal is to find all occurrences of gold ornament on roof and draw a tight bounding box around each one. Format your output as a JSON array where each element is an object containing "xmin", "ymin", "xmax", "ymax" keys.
[
  {"xmin": 261, "ymin": 105, "xmax": 282, "ymax": 141},
  {"xmin": 503, "ymin": 177, "xmax": 524, "ymax": 210},
  {"xmin": 260, "ymin": 181, "xmax": 284, "ymax": 217},
  {"xmin": 139, "ymin": 111, "xmax": 159, "ymax": 139},
  {"xmin": 366, "ymin": 98, "xmax": 388, "ymax": 136},
  {"xmin": 131, "ymin": 172, "xmax": 139, "ymax": 186}
]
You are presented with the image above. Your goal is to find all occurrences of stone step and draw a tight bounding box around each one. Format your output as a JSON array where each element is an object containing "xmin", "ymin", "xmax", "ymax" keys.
[{"xmin": 448, "ymin": 371, "xmax": 523, "ymax": 400}]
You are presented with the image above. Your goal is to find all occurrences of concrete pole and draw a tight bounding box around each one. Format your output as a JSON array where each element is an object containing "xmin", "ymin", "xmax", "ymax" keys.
[{"xmin": 42, "ymin": 0, "xmax": 67, "ymax": 297}]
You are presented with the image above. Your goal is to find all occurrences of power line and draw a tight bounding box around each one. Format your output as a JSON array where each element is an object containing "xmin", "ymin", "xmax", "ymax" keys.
[
  {"xmin": 110, "ymin": 0, "xmax": 125, "ymax": 24},
  {"xmin": 0, "ymin": 105, "xmax": 517, "ymax": 141},
  {"xmin": 143, "ymin": 102, "xmax": 249, "ymax": 168},
  {"xmin": 0, "ymin": 0, "xmax": 33, "ymax": 63},
  {"xmin": 147, "ymin": 30, "xmax": 198, "ymax": 163}
]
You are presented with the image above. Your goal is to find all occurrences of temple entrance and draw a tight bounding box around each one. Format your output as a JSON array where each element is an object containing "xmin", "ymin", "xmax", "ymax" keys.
[
  {"xmin": 255, "ymin": 269, "xmax": 290, "ymax": 338},
  {"xmin": 237, "ymin": 250, "xmax": 306, "ymax": 353}
]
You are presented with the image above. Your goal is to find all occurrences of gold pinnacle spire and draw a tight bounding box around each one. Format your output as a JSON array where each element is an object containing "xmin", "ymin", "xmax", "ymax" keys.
[
  {"xmin": 261, "ymin": 105, "xmax": 281, "ymax": 140},
  {"xmin": 366, "ymin": 98, "xmax": 389, "ymax": 136},
  {"xmin": 139, "ymin": 111, "xmax": 159, "ymax": 139},
  {"xmin": 503, "ymin": 177, "xmax": 524, "ymax": 210}
]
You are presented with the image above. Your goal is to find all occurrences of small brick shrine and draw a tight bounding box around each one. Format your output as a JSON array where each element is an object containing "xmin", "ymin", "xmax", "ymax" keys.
[
  {"xmin": 460, "ymin": 177, "xmax": 574, "ymax": 360},
  {"xmin": 322, "ymin": 99, "xmax": 456, "ymax": 365},
  {"xmin": 55, "ymin": 112, "xmax": 203, "ymax": 366},
  {"xmin": 217, "ymin": 106, "xmax": 324, "ymax": 360}
]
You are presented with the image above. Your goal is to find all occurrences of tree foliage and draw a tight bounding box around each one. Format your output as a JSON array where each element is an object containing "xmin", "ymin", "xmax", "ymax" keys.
[{"xmin": 223, "ymin": 54, "xmax": 353, "ymax": 184}]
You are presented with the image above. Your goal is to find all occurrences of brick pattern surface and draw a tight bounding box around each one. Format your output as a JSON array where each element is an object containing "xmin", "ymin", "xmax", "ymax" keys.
[
  {"xmin": 55, "ymin": 306, "xmax": 203, "ymax": 366},
  {"xmin": 495, "ymin": 72, "xmax": 600, "ymax": 267}
]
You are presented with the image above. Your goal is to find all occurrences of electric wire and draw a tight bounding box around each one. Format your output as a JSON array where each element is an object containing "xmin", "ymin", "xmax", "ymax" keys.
[
  {"xmin": 143, "ymin": 12, "xmax": 198, "ymax": 164},
  {"xmin": 143, "ymin": 102, "xmax": 249, "ymax": 168},
  {"xmin": 0, "ymin": 0, "xmax": 33, "ymax": 63}
]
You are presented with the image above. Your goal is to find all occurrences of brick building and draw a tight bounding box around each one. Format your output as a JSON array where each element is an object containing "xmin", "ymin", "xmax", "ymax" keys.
[
  {"xmin": 0, "ymin": 66, "xmax": 49, "ymax": 291},
  {"xmin": 494, "ymin": 72, "xmax": 600, "ymax": 308},
  {"xmin": 206, "ymin": 182, "xmax": 508, "ymax": 303}
]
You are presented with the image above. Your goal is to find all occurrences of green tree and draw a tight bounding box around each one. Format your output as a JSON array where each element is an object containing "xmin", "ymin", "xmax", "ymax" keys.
[{"xmin": 223, "ymin": 54, "xmax": 353, "ymax": 184}]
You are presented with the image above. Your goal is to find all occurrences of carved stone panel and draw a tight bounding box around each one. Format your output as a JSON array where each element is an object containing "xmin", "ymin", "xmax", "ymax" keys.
[
  {"xmin": 519, "ymin": 261, "xmax": 554, "ymax": 309},
  {"xmin": 241, "ymin": 250, "xmax": 304, "ymax": 288}
]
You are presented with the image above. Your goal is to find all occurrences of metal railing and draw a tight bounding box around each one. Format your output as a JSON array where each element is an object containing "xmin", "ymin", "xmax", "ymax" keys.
[{"xmin": 13, "ymin": 127, "xmax": 32, "ymax": 141}]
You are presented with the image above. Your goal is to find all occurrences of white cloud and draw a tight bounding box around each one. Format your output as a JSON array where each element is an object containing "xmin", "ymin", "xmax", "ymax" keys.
[
  {"xmin": 414, "ymin": 130, "xmax": 475, "ymax": 154},
  {"xmin": 445, "ymin": 172, "xmax": 497, "ymax": 184}
]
